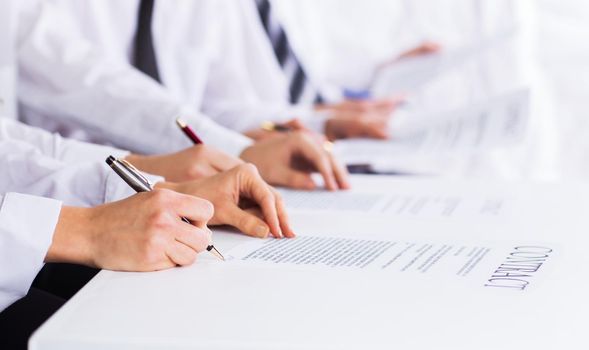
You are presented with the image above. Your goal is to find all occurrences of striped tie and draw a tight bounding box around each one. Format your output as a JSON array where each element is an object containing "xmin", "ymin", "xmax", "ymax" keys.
[
  {"xmin": 133, "ymin": 0, "xmax": 161, "ymax": 83},
  {"xmin": 256, "ymin": 0, "xmax": 323, "ymax": 105}
]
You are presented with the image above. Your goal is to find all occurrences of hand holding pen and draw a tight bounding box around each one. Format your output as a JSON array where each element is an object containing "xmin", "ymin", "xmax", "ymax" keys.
[
  {"xmin": 107, "ymin": 156, "xmax": 225, "ymax": 260},
  {"xmin": 175, "ymin": 118, "xmax": 348, "ymax": 191}
]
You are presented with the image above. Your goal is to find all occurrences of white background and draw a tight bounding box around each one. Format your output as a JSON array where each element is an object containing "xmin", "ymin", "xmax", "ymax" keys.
[{"xmin": 274, "ymin": 0, "xmax": 589, "ymax": 181}]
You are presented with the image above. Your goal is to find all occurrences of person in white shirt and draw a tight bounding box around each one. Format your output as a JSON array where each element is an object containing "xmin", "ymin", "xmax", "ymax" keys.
[
  {"xmin": 0, "ymin": 188, "xmax": 215, "ymax": 349},
  {"xmin": 32, "ymin": 0, "xmax": 395, "ymax": 144},
  {"xmin": 0, "ymin": 4, "xmax": 295, "ymax": 345},
  {"xmin": 0, "ymin": 124, "xmax": 295, "ymax": 349},
  {"xmin": 0, "ymin": 120, "xmax": 295, "ymax": 349},
  {"xmin": 236, "ymin": 0, "xmax": 441, "ymax": 141},
  {"xmin": 16, "ymin": 0, "xmax": 349, "ymax": 191}
]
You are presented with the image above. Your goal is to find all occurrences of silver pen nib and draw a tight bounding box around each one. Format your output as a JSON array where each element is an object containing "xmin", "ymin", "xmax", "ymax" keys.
[{"xmin": 207, "ymin": 245, "xmax": 225, "ymax": 261}]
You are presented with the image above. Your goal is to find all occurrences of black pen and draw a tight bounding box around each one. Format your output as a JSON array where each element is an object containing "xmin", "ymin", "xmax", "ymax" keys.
[{"xmin": 106, "ymin": 156, "xmax": 225, "ymax": 261}]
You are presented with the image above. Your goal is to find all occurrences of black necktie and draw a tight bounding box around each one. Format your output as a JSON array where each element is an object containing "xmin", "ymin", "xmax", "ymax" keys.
[
  {"xmin": 256, "ymin": 0, "xmax": 323, "ymax": 104},
  {"xmin": 133, "ymin": 0, "xmax": 161, "ymax": 83}
]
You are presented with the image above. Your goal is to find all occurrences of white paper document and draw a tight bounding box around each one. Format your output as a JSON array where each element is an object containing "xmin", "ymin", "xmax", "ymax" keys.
[
  {"xmin": 336, "ymin": 89, "xmax": 529, "ymax": 164},
  {"xmin": 225, "ymin": 235, "xmax": 556, "ymax": 291},
  {"xmin": 370, "ymin": 28, "xmax": 523, "ymax": 107},
  {"xmin": 279, "ymin": 189, "xmax": 509, "ymax": 220}
]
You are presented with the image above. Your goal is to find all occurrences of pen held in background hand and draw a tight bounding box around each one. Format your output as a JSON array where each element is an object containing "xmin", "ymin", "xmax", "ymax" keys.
[
  {"xmin": 105, "ymin": 155, "xmax": 224, "ymax": 261},
  {"xmin": 176, "ymin": 118, "xmax": 204, "ymax": 144}
]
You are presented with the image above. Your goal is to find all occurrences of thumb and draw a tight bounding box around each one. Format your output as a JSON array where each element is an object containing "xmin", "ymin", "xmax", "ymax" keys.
[{"xmin": 224, "ymin": 205, "xmax": 272, "ymax": 239}]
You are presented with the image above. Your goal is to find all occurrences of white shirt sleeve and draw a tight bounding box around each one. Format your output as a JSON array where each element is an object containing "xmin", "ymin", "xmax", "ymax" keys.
[
  {"xmin": 0, "ymin": 192, "xmax": 61, "ymax": 313},
  {"xmin": 0, "ymin": 139, "xmax": 160, "ymax": 207},
  {"xmin": 16, "ymin": 0, "xmax": 252, "ymax": 157},
  {"xmin": 0, "ymin": 118, "xmax": 129, "ymax": 163}
]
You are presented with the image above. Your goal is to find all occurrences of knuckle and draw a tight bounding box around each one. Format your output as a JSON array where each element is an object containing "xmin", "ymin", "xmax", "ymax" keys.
[
  {"xmin": 240, "ymin": 162, "xmax": 259, "ymax": 175},
  {"xmin": 150, "ymin": 189, "xmax": 173, "ymax": 206},
  {"xmin": 198, "ymin": 199, "xmax": 215, "ymax": 219},
  {"xmin": 274, "ymin": 191, "xmax": 285, "ymax": 205},
  {"xmin": 259, "ymin": 190, "xmax": 274, "ymax": 204},
  {"xmin": 147, "ymin": 209, "xmax": 170, "ymax": 229},
  {"xmin": 237, "ymin": 215, "xmax": 254, "ymax": 231},
  {"xmin": 192, "ymin": 145, "xmax": 205, "ymax": 156}
]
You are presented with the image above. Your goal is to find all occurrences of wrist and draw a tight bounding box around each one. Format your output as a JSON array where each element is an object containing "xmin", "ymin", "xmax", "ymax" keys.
[{"xmin": 47, "ymin": 206, "xmax": 97, "ymax": 267}]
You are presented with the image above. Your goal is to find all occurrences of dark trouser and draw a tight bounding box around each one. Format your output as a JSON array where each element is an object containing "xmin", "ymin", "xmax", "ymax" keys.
[
  {"xmin": 0, "ymin": 288, "xmax": 64, "ymax": 350},
  {"xmin": 0, "ymin": 263, "xmax": 99, "ymax": 350}
]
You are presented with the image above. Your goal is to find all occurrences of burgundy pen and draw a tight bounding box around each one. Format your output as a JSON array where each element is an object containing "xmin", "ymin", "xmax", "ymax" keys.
[{"xmin": 176, "ymin": 118, "xmax": 203, "ymax": 144}]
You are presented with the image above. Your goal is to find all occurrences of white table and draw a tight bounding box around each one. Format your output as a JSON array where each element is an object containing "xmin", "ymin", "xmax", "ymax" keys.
[{"xmin": 30, "ymin": 178, "xmax": 589, "ymax": 349}]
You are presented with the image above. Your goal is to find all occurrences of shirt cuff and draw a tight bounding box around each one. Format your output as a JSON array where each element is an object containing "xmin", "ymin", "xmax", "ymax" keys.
[
  {"xmin": 57, "ymin": 140, "xmax": 130, "ymax": 164},
  {"xmin": 182, "ymin": 109, "xmax": 253, "ymax": 158},
  {"xmin": 0, "ymin": 193, "xmax": 61, "ymax": 312}
]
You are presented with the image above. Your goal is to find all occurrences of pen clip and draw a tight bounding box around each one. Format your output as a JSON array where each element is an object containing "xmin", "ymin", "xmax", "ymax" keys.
[{"xmin": 117, "ymin": 158, "xmax": 154, "ymax": 190}]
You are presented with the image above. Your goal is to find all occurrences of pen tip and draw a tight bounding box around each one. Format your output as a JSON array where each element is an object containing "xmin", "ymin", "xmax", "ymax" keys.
[
  {"xmin": 212, "ymin": 247, "xmax": 225, "ymax": 261},
  {"xmin": 176, "ymin": 118, "xmax": 187, "ymax": 128},
  {"xmin": 106, "ymin": 155, "xmax": 116, "ymax": 166}
]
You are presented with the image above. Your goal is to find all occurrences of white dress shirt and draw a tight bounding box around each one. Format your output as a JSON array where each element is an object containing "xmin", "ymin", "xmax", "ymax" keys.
[
  {"xmin": 0, "ymin": 192, "xmax": 61, "ymax": 313},
  {"xmin": 0, "ymin": 123, "xmax": 138, "ymax": 207},
  {"xmin": 0, "ymin": 1, "xmax": 165, "ymax": 313},
  {"xmin": 18, "ymin": 0, "xmax": 326, "ymax": 140},
  {"xmin": 16, "ymin": 0, "xmax": 252, "ymax": 157}
]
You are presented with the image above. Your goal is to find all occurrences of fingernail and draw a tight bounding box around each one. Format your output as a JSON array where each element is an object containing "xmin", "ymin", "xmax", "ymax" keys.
[{"xmin": 255, "ymin": 226, "xmax": 269, "ymax": 238}]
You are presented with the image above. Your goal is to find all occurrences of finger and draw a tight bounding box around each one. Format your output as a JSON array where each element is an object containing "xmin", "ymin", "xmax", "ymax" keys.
[
  {"xmin": 174, "ymin": 222, "xmax": 211, "ymax": 253},
  {"xmin": 270, "ymin": 187, "xmax": 295, "ymax": 238},
  {"xmin": 164, "ymin": 190, "xmax": 215, "ymax": 225},
  {"xmin": 365, "ymin": 123, "xmax": 390, "ymax": 139},
  {"xmin": 329, "ymin": 153, "xmax": 351, "ymax": 190},
  {"xmin": 166, "ymin": 241, "xmax": 199, "ymax": 266},
  {"xmin": 365, "ymin": 98, "xmax": 399, "ymax": 113},
  {"xmin": 282, "ymin": 168, "xmax": 316, "ymax": 190},
  {"xmin": 146, "ymin": 256, "xmax": 177, "ymax": 272},
  {"xmin": 294, "ymin": 134, "xmax": 338, "ymax": 191},
  {"xmin": 242, "ymin": 173, "xmax": 283, "ymax": 238},
  {"xmin": 224, "ymin": 204, "xmax": 272, "ymax": 239}
]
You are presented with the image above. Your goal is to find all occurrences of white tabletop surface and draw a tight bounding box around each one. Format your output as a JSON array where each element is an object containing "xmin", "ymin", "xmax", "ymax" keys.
[{"xmin": 29, "ymin": 177, "xmax": 589, "ymax": 349}]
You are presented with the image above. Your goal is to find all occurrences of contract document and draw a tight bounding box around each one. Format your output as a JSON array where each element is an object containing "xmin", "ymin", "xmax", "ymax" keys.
[{"xmin": 225, "ymin": 235, "xmax": 556, "ymax": 292}]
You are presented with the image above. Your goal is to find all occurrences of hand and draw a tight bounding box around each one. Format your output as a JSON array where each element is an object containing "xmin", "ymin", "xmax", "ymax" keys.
[
  {"xmin": 244, "ymin": 118, "xmax": 308, "ymax": 141},
  {"xmin": 47, "ymin": 190, "xmax": 214, "ymax": 271},
  {"xmin": 316, "ymin": 97, "xmax": 402, "ymax": 117},
  {"xmin": 158, "ymin": 164, "xmax": 294, "ymax": 239},
  {"xmin": 239, "ymin": 131, "xmax": 350, "ymax": 191},
  {"xmin": 325, "ymin": 114, "xmax": 390, "ymax": 141},
  {"xmin": 125, "ymin": 145, "xmax": 243, "ymax": 182},
  {"xmin": 397, "ymin": 41, "xmax": 441, "ymax": 60}
]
